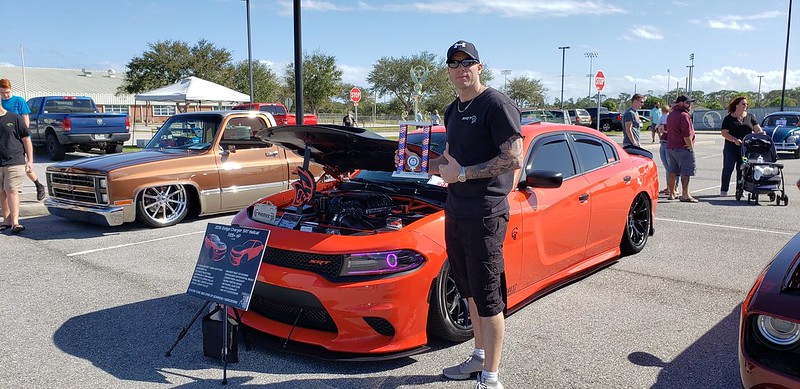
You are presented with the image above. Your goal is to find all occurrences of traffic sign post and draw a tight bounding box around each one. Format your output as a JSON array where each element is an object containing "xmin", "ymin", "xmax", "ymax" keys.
[
  {"xmin": 350, "ymin": 87, "xmax": 361, "ymax": 124},
  {"xmin": 594, "ymin": 71, "xmax": 605, "ymax": 132}
]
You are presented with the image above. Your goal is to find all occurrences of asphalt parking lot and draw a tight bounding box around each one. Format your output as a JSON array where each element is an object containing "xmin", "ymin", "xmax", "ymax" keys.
[{"xmin": 1, "ymin": 132, "xmax": 798, "ymax": 388}]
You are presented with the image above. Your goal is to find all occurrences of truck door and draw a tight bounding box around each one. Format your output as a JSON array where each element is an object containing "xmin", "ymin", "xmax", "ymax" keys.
[
  {"xmin": 26, "ymin": 97, "xmax": 43, "ymax": 143},
  {"xmin": 216, "ymin": 116, "xmax": 290, "ymax": 211}
]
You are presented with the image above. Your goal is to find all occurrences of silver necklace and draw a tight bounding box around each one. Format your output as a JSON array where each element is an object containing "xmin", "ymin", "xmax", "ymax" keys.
[{"xmin": 457, "ymin": 87, "xmax": 486, "ymax": 113}]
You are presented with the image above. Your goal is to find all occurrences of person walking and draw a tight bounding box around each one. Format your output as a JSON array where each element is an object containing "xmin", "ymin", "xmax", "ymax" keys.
[
  {"xmin": 649, "ymin": 102, "xmax": 662, "ymax": 143},
  {"xmin": 0, "ymin": 79, "xmax": 45, "ymax": 201},
  {"xmin": 719, "ymin": 96, "xmax": 763, "ymax": 197},
  {"xmin": 666, "ymin": 95, "xmax": 698, "ymax": 202},
  {"xmin": 342, "ymin": 111, "xmax": 355, "ymax": 127},
  {"xmin": 622, "ymin": 94, "xmax": 644, "ymax": 147},
  {"xmin": 433, "ymin": 40, "xmax": 523, "ymax": 389},
  {"xmin": 0, "ymin": 103, "xmax": 33, "ymax": 233},
  {"xmin": 432, "ymin": 109, "xmax": 441, "ymax": 125}
]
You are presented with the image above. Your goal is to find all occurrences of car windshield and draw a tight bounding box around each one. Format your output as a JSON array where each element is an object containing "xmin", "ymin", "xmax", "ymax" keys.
[
  {"xmin": 763, "ymin": 115, "xmax": 799, "ymax": 127},
  {"xmin": 145, "ymin": 115, "xmax": 222, "ymax": 150}
]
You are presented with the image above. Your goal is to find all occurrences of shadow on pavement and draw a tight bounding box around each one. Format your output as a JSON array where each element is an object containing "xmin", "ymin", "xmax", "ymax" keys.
[{"xmin": 628, "ymin": 305, "xmax": 741, "ymax": 388}]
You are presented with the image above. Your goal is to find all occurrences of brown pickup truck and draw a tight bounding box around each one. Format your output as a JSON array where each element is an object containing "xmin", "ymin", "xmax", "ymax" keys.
[{"xmin": 45, "ymin": 111, "xmax": 315, "ymax": 228}]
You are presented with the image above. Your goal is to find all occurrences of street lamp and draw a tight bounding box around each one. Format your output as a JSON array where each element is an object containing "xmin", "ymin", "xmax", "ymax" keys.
[
  {"xmin": 757, "ymin": 75, "xmax": 764, "ymax": 107},
  {"xmin": 687, "ymin": 53, "xmax": 695, "ymax": 97},
  {"xmin": 584, "ymin": 52, "xmax": 598, "ymax": 101},
  {"xmin": 666, "ymin": 69, "xmax": 671, "ymax": 102},
  {"xmin": 779, "ymin": 0, "xmax": 793, "ymax": 111},
  {"xmin": 243, "ymin": 0, "xmax": 254, "ymax": 103},
  {"xmin": 558, "ymin": 46, "xmax": 570, "ymax": 109},
  {"xmin": 500, "ymin": 70, "xmax": 511, "ymax": 94}
]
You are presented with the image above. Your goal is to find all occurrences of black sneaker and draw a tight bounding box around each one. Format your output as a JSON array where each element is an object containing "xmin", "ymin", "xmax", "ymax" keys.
[{"xmin": 36, "ymin": 183, "xmax": 46, "ymax": 201}]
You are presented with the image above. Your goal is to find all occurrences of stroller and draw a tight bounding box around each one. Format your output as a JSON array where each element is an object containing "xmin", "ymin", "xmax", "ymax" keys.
[{"xmin": 736, "ymin": 133, "xmax": 788, "ymax": 205}]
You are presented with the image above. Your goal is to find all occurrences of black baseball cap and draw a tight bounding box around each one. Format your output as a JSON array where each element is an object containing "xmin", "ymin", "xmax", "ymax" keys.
[
  {"xmin": 675, "ymin": 94, "xmax": 695, "ymax": 103},
  {"xmin": 447, "ymin": 40, "xmax": 480, "ymax": 62}
]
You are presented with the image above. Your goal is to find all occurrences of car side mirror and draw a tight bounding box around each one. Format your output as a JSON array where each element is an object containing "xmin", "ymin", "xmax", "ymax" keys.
[
  {"xmin": 227, "ymin": 145, "xmax": 237, "ymax": 153},
  {"xmin": 518, "ymin": 170, "xmax": 563, "ymax": 190}
]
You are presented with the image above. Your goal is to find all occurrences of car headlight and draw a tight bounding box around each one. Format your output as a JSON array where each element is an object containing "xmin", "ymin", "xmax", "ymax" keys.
[
  {"xmin": 339, "ymin": 250, "xmax": 425, "ymax": 276},
  {"xmin": 756, "ymin": 314, "xmax": 800, "ymax": 346},
  {"xmin": 786, "ymin": 134, "xmax": 798, "ymax": 143}
]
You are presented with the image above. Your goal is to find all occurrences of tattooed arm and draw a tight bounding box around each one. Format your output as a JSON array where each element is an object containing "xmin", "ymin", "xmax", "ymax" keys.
[{"xmin": 464, "ymin": 135, "xmax": 523, "ymax": 179}]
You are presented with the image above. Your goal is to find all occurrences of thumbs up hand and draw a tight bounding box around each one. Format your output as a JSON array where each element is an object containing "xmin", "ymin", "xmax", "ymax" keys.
[{"xmin": 439, "ymin": 145, "xmax": 462, "ymax": 184}]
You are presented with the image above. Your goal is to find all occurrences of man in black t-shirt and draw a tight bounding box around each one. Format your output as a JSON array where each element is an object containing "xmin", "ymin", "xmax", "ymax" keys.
[
  {"xmin": 0, "ymin": 105, "xmax": 34, "ymax": 233},
  {"xmin": 432, "ymin": 40, "xmax": 522, "ymax": 389}
]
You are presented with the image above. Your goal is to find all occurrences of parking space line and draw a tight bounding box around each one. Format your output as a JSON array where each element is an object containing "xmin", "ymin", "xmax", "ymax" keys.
[
  {"xmin": 656, "ymin": 217, "xmax": 795, "ymax": 235},
  {"xmin": 67, "ymin": 231, "xmax": 204, "ymax": 257}
]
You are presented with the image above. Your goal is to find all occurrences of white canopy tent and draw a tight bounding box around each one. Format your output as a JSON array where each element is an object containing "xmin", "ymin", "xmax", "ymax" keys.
[
  {"xmin": 134, "ymin": 76, "xmax": 250, "ymax": 103},
  {"xmin": 131, "ymin": 76, "xmax": 251, "ymax": 145}
]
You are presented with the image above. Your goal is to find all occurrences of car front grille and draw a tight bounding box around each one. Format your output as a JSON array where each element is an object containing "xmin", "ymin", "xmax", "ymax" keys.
[
  {"xmin": 248, "ymin": 283, "xmax": 338, "ymax": 333},
  {"xmin": 262, "ymin": 247, "xmax": 344, "ymax": 279},
  {"xmin": 47, "ymin": 172, "xmax": 108, "ymax": 205}
]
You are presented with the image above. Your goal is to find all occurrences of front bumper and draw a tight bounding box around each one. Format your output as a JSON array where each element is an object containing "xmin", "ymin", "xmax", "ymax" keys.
[
  {"xmin": 774, "ymin": 141, "xmax": 799, "ymax": 152},
  {"xmin": 45, "ymin": 197, "xmax": 131, "ymax": 226}
]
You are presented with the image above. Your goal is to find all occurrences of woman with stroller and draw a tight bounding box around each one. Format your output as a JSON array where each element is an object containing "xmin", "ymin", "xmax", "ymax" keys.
[{"xmin": 719, "ymin": 96, "xmax": 764, "ymax": 197}]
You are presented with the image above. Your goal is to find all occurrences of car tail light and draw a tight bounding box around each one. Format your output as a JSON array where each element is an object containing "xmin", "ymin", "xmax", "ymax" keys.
[
  {"xmin": 339, "ymin": 250, "xmax": 425, "ymax": 276},
  {"xmin": 125, "ymin": 116, "xmax": 130, "ymax": 131},
  {"xmin": 63, "ymin": 117, "xmax": 72, "ymax": 132}
]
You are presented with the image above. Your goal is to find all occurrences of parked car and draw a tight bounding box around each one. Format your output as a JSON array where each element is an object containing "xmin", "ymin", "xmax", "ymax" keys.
[
  {"xmin": 232, "ymin": 102, "xmax": 318, "ymax": 126},
  {"xmin": 520, "ymin": 108, "xmax": 570, "ymax": 124},
  {"xmin": 228, "ymin": 122, "xmax": 658, "ymax": 356},
  {"xmin": 45, "ymin": 111, "xmax": 318, "ymax": 228},
  {"xmin": 26, "ymin": 96, "xmax": 130, "ymax": 161},
  {"xmin": 760, "ymin": 111, "xmax": 800, "ymax": 159},
  {"xmin": 585, "ymin": 107, "xmax": 623, "ymax": 132},
  {"xmin": 739, "ymin": 232, "xmax": 800, "ymax": 388},
  {"xmin": 567, "ymin": 108, "xmax": 592, "ymax": 127}
]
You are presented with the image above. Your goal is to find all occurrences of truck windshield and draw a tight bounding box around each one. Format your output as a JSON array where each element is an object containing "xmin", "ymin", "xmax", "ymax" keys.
[
  {"xmin": 145, "ymin": 115, "xmax": 222, "ymax": 150},
  {"xmin": 44, "ymin": 99, "xmax": 97, "ymax": 114}
]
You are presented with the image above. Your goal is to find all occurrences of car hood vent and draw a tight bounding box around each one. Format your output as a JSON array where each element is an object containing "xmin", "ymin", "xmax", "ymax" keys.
[{"xmin": 783, "ymin": 252, "xmax": 800, "ymax": 292}]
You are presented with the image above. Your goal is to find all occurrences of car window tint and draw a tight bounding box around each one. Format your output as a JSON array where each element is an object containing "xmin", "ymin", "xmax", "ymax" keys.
[
  {"xmin": 572, "ymin": 133, "xmax": 616, "ymax": 171},
  {"xmin": 528, "ymin": 135, "xmax": 576, "ymax": 178},
  {"xmin": 764, "ymin": 115, "xmax": 799, "ymax": 127}
]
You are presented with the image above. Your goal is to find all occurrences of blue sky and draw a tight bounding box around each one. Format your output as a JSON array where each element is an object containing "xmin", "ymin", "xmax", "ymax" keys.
[{"xmin": 2, "ymin": 0, "xmax": 798, "ymax": 104}]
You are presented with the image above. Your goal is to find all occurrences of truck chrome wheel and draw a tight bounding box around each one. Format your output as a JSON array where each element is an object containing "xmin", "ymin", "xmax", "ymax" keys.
[{"xmin": 136, "ymin": 185, "xmax": 189, "ymax": 227}]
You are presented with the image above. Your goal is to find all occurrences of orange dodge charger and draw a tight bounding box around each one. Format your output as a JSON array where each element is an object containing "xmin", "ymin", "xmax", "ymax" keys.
[{"xmin": 230, "ymin": 122, "xmax": 658, "ymax": 358}]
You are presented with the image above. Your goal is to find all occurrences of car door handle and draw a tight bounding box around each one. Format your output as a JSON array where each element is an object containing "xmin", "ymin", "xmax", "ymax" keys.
[
  {"xmin": 579, "ymin": 193, "xmax": 589, "ymax": 202},
  {"xmin": 623, "ymin": 175, "xmax": 631, "ymax": 184},
  {"xmin": 265, "ymin": 151, "xmax": 279, "ymax": 157}
]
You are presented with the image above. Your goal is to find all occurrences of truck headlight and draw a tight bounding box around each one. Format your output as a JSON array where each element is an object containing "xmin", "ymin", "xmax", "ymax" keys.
[
  {"xmin": 756, "ymin": 314, "xmax": 800, "ymax": 346},
  {"xmin": 340, "ymin": 250, "xmax": 425, "ymax": 276},
  {"xmin": 99, "ymin": 178, "xmax": 108, "ymax": 189}
]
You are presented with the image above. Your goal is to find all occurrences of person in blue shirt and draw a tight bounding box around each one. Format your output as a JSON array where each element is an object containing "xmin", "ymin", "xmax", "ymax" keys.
[
  {"xmin": 0, "ymin": 79, "xmax": 45, "ymax": 201},
  {"xmin": 649, "ymin": 102, "xmax": 662, "ymax": 143}
]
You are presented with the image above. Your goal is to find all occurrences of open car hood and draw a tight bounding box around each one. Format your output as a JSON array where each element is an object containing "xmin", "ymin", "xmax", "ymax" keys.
[{"xmin": 257, "ymin": 124, "xmax": 427, "ymax": 173}]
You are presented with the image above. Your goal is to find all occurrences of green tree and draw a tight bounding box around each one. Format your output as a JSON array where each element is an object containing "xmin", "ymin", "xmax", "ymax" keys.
[
  {"xmin": 506, "ymin": 76, "xmax": 547, "ymax": 107},
  {"xmin": 368, "ymin": 52, "xmax": 451, "ymax": 114},
  {"xmin": 119, "ymin": 40, "xmax": 235, "ymax": 95},
  {"xmin": 231, "ymin": 60, "xmax": 282, "ymax": 103},
  {"xmin": 284, "ymin": 51, "xmax": 343, "ymax": 114}
]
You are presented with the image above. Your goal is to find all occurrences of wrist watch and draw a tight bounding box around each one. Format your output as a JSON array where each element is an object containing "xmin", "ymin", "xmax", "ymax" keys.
[{"xmin": 457, "ymin": 166, "xmax": 467, "ymax": 182}]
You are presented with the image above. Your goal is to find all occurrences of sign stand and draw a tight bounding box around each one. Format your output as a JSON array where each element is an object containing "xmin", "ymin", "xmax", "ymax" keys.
[{"xmin": 165, "ymin": 222, "xmax": 270, "ymax": 385}]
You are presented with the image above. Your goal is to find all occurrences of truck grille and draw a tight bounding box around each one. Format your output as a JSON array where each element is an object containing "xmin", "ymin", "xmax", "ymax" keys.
[{"xmin": 47, "ymin": 172, "xmax": 109, "ymax": 205}]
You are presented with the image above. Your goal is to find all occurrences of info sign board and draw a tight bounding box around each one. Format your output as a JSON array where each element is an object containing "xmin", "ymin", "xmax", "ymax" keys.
[{"xmin": 187, "ymin": 223, "xmax": 270, "ymax": 310}]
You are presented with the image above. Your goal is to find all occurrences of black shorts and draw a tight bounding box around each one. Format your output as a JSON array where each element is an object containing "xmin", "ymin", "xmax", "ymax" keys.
[{"xmin": 444, "ymin": 213, "xmax": 508, "ymax": 317}]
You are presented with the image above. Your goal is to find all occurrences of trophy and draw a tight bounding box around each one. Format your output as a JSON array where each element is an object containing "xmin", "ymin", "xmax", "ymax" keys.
[{"xmin": 393, "ymin": 123, "xmax": 431, "ymax": 178}]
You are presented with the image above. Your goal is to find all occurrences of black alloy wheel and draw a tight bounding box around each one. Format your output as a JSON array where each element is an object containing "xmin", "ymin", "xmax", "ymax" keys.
[
  {"xmin": 427, "ymin": 260, "xmax": 473, "ymax": 343},
  {"xmin": 620, "ymin": 193, "xmax": 651, "ymax": 255}
]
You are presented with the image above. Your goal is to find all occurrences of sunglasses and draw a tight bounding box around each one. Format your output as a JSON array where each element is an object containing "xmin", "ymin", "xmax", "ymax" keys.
[{"xmin": 447, "ymin": 59, "xmax": 479, "ymax": 69}]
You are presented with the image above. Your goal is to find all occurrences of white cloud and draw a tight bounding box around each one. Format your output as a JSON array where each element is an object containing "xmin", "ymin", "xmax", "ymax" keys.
[
  {"xmin": 630, "ymin": 25, "xmax": 663, "ymax": 40},
  {"xmin": 707, "ymin": 10, "xmax": 782, "ymax": 31},
  {"xmin": 320, "ymin": 1, "xmax": 627, "ymax": 18}
]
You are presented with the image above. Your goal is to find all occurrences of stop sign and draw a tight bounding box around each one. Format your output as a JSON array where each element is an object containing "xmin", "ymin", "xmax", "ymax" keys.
[
  {"xmin": 594, "ymin": 71, "xmax": 605, "ymax": 91},
  {"xmin": 350, "ymin": 87, "xmax": 362, "ymax": 103}
]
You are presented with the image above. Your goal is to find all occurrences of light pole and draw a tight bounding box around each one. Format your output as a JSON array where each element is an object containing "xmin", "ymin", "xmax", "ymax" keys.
[
  {"xmin": 500, "ymin": 70, "xmax": 511, "ymax": 94},
  {"xmin": 243, "ymin": 0, "xmax": 254, "ymax": 103},
  {"xmin": 584, "ymin": 52, "xmax": 598, "ymax": 101},
  {"xmin": 558, "ymin": 46, "xmax": 570, "ymax": 109},
  {"xmin": 666, "ymin": 69, "xmax": 671, "ymax": 102},
  {"xmin": 757, "ymin": 75, "xmax": 764, "ymax": 107},
  {"xmin": 780, "ymin": 0, "xmax": 793, "ymax": 111},
  {"xmin": 687, "ymin": 53, "xmax": 695, "ymax": 97}
]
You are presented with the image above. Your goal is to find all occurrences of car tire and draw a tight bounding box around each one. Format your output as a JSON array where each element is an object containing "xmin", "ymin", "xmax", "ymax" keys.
[
  {"xmin": 793, "ymin": 148, "xmax": 800, "ymax": 159},
  {"xmin": 427, "ymin": 259, "xmax": 473, "ymax": 343},
  {"xmin": 620, "ymin": 193, "xmax": 651, "ymax": 255},
  {"xmin": 136, "ymin": 184, "xmax": 189, "ymax": 228},
  {"xmin": 601, "ymin": 122, "xmax": 612, "ymax": 132},
  {"xmin": 46, "ymin": 133, "xmax": 66, "ymax": 161},
  {"xmin": 106, "ymin": 144, "xmax": 123, "ymax": 154}
]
